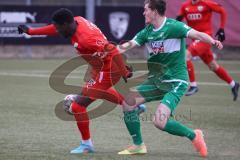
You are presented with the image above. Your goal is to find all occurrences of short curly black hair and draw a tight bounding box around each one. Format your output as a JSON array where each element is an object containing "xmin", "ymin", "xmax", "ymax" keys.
[{"xmin": 52, "ymin": 8, "xmax": 74, "ymax": 25}]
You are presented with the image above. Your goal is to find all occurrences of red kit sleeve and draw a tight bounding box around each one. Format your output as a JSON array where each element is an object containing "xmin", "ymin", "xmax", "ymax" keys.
[
  {"xmin": 28, "ymin": 24, "xmax": 58, "ymax": 36},
  {"xmin": 206, "ymin": 1, "xmax": 227, "ymax": 28}
]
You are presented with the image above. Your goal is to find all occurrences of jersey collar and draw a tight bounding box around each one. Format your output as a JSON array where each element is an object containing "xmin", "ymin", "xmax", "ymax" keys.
[{"xmin": 153, "ymin": 17, "xmax": 167, "ymax": 32}]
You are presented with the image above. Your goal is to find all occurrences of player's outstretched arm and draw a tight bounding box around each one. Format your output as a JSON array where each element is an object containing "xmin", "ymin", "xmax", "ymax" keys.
[
  {"xmin": 18, "ymin": 24, "xmax": 58, "ymax": 36},
  {"xmin": 117, "ymin": 40, "xmax": 138, "ymax": 54},
  {"xmin": 207, "ymin": 1, "xmax": 226, "ymax": 42},
  {"xmin": 112, "ymin": 40, "xmax": 137, "ymax": 82},
  {"xmin": 188, "ymin": 29, "xmax": 223, "ymax": 50}
]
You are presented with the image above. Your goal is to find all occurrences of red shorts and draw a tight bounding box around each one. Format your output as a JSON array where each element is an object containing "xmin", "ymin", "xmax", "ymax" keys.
[
  {"xmin": 81, "ymin": 71, "xmax": 123, "ymax": 104},
  {"xmin": 188, "ymin": 40, "xmax": 214, "ymax": 65}
]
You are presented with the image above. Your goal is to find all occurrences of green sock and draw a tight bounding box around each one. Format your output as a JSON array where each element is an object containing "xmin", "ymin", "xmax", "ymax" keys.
[
  {"xmin": 163, "ymin": 119, "xmax": 196, "ymax": 141},
  {"xmin": 124, "ymin": 110, "xmax": 143, "ymax": 145}
]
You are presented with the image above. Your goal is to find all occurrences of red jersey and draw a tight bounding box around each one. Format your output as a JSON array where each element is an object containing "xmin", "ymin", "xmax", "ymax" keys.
[
  {"xmin": 28, "ymin": 16, "xmax": 128, "ymax": 77},
  {"xmin": 178, "ymin": 0, "xmax": 226, "ymax": 35}
]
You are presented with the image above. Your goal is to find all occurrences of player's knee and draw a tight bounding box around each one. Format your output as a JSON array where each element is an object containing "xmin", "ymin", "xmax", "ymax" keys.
[
  {"xmin": 122, "ymin": 92, "xmax": 139, "ymax": 112},
  {"xmin": 152, "ymin": 114, "xmax": 168, "ymax": 130},
  {"xmin": 71, "ymin": 101, "xmax": 80, "ymax": 113},
  {"xmin": 208, "ymin": 61, "xmax": 219, "ymax": 71},
  {"xmin": 67, "ymin": 97, "xmax": 89, "ymax": 122},
  {"xmin": 153, "ymin": 117, "xmax": 167, "ymax": 130},
  {"xmin": 124, "ymin": 92, "xmax": 137, "ymax": 107},
  {"xmin": 153, "ymin": 104, "xmax": 171, "ymax": 130},
  {"xmin": 122, "ymin": 100, "xmax": 136, "ymax": 112}
]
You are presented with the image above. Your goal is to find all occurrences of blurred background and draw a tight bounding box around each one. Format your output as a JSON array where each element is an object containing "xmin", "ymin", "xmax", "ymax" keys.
[{"xmin": 0, "ymin": 0, "xmax": 239, "ymax": 59}]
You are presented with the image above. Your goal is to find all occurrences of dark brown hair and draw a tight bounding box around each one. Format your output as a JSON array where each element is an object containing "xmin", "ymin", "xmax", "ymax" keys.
[{"xmin": 144, "ymin": 0, "xmax": 166, "ymax": 16}]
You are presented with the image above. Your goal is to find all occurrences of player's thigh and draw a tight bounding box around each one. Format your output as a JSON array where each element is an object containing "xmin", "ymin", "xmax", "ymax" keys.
[
  {"xmin": 82, "ymin": 78, "xmax": 115, "ymax": 100},
  {"xmin": 136, "ymin": 79, "xmax": 165, "ymax": 103},
  {"xmin": 188, "ymin": 41, "xmax": 211, "ymax": 58},
  {"xmin": 161, "ymin": 82, "xmax": 188, "ymax": 115},
  {"xmin": 105, "ymin": 87, "xmax": 124, "ymax": 104},
  {"xmin": 199, "ymin": 49, "xmax": 215, "ymax": 67},
  {"xmin": 137, "ymin": 79, "xmax": 188, "ymax": 114}
]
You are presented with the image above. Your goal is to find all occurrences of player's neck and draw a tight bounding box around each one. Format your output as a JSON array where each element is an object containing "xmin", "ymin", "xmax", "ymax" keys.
[{"xmin": 152, "ymin": 16, "xmax": 166, "ymax": 30}]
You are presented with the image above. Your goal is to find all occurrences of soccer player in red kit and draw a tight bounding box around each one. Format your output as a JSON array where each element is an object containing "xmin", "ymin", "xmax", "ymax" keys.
[
  {"xmin": 176, "ymin": 0, "xmax": 239, "ymax": 100},
  {"xmin": 18, "ymin": 8, "xmax": 146, "ymax": 154}
]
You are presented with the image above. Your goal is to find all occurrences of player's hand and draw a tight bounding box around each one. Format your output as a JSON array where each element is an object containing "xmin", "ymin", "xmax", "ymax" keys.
[
  {"xmin": 215, "ymin": 28, "xmax": 225, "ymax": 42},
  {"xmin": 122, "ymin": 65, "xmax": 133, "ymax": 83},
  {"xmin": 18, "ymin": 25, "xmax": 29, "ymax": 34},
  {"xmin": 212, "ymin": 40, "xmax": 223, "ymax": 50}
]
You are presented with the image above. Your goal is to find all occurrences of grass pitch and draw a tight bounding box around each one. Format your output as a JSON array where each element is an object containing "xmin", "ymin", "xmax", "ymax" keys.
[{"xmin": 0, "ymin": 59, "xmax": 239, "ymax": 160}]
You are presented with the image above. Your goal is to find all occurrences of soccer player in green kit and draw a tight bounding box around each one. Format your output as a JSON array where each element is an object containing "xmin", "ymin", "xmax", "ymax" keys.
[{"xmin": 117, "ymin": 0, "xmax": 223, "ymax": 157}]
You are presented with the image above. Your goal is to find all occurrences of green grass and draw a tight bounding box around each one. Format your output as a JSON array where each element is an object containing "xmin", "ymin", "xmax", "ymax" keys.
[{"xmin": 0, "ymin": 59, "xmax": 240, "ymax": 160}]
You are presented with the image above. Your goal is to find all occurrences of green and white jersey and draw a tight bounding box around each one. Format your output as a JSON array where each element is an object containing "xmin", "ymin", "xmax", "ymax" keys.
[{"xmin": 133, "ymin": 17, "xmax": 192, "ymax": 83}]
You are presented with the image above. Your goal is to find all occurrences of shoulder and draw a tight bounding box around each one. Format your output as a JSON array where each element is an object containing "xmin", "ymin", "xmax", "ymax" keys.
[
  {"xmin": 202, "ymin": 0, "xmax": 218, "ymax": 4},
  {"xmin": 166, "ymin": 18, "xmax": 190, "ymax": 30},
  {"xmin": 181, "ymin": 0, "xmax": 191, "ymax": 7},
  {"xmin": 74, "ymin": 16, "xmax": 90, "ymax": 25},
  {"xmin": 165, "ymin": 18, "xmax": 182, "ymax": 26},
  {"xmin": 182, "ymin": 1, "xmax": 190, "ymax": 6},
  {"xmin": 137, "ymin": 24, "xmax": 153, "ymax": 34},
  {"xmin": 74, "ymin": 16, "xmax": 82, "ymax": 21},
  {"xmin": 166, "ymin": 18, "xmax": 177, "ymax": 23},
  {"xmin": 145, "ymin": 24, "xmax": 154, "ymax": 31},
  {"xmin": 202, "ymin": 0, "xmax": 221, "ymax": 7}
]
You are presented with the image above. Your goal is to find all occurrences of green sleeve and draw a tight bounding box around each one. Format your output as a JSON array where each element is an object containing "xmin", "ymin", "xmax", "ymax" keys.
[
  {"xmin": 133, "ymin": 27, "xmax": 148, "ymax": 46},
  {"xmin": 171, "ymin": 21, "xmax": 192, "ymax": 38}
]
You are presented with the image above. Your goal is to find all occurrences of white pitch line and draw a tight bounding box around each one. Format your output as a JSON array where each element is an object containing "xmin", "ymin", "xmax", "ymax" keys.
[
  {"xmin": 0, "ymin": 72, "xmax": 50, "ymax": 78},
  {"xmin": 0, "ymin": 70, "xmax": 239, "ymax": 74},
  {"xmin": 131, "ymin": 60, "xmax": 240, "ymax": 64},
  {"xmin": 196, "ymin": 71, "xmax": 240, "ymax": 74},
  {"xmin": 195, "ymin": 61, "xmax": 240, "ymax": 65},
  {"xmin": 0, "ymin": 72, "xmax": 231, "ymax": 86},
  {"xmin": 197, "ymin": 82, "xmax": 228, "ymax": 86},
  {"xmin": 0, "ymin": 70, "xmax": 50, "ymax": 73},
  {"xmin": 0, "ymin": 72, "xmax": 81, "ymax": 79}
]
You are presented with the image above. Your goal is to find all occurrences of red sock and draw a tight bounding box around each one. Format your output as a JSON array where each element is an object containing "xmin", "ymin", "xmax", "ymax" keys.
[
  {"xmin": 187, "ymin": 60, "xmax": 196, "ymax": 83},
  {"xmin": 214, "ymin": 66, "xmax": 233, "ymax": 84},
  {"xmin": 71, "ymin": 102, "xmax": 90, "ymax": 140}
]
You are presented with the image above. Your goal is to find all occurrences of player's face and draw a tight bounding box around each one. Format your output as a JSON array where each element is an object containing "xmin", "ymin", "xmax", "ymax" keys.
[
  {"xmin": 143, "ymin": 3, "xmax": 156, "ymax": 24},
  {"xmin": 54, "ymin": 22, "xmax": 75, "ymax": 38}
]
